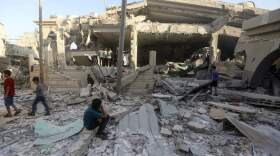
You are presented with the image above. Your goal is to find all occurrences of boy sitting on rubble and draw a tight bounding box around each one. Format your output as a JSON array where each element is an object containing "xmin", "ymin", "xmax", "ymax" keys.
[
  {"xmin": 3, "ymin": 70, "xmax": 21, "ymax": 117},
  {"xmin": 28, "ymin": 77, "xmax": 50, "ymax": 116},
  {"xmin": 83, "ymin": 98, "xmax": 110, "ymax": 139},
  {"xmin": 211, "ymin": 65, "xmax": 219, "ymax": 96}
]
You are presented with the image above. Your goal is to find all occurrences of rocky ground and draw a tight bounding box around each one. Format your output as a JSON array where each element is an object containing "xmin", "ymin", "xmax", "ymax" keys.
[{"xmin": 0, "ymin": 77, "xmax": 280, "ymax": 156}]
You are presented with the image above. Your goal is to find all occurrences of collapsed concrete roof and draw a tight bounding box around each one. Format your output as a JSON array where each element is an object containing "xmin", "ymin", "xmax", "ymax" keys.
[{"xmin": 103, "ymin": 0, "xmax": 267, "ymax": 26}]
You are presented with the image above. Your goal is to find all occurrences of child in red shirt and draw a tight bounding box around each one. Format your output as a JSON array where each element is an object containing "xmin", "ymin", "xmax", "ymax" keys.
[{"xmin": 3, "ymin": 70, "xmax": 21, "ymax": 117}]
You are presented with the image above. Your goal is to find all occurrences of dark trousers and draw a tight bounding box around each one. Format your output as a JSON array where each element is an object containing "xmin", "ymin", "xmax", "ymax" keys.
[
  {"xmin": 32, "ymin": 96, "xmax": 50, "ymax": 113},
  {"xmin": 92, "ymin": 116, "xmax": 109, "ymax": 134}
]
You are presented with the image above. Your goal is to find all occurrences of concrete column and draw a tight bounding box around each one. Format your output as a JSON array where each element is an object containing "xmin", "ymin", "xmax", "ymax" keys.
[
  {"xmin": 149, "ymin": 50, "xmax": 156, "ymax": 67},
  {"xmin": 56, "ymin": 32, "xmax": 66, "ymax": 71},
  {"xmin": 131, "ymin": 27, "xmax": 138, "ymax": 70},
  {"xmin": 210, "ymin": 33, "xmax": 219, "ymax": 63},
  {"xmin": 0, "ymin": 39, "xmax": 6, "ymax": 57}
]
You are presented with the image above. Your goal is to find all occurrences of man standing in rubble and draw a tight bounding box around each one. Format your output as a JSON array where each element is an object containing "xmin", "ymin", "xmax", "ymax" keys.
[
  {"xmin": 3, "ymin": 70, "xmax": 21, "ymax": 117},
  {"xmin": 211, "ymin": 66, "xmax": 219, "ymax": 96},
  {"xmin": 83, "ymin": 98, "xmax": 110, "ymax": 139}
]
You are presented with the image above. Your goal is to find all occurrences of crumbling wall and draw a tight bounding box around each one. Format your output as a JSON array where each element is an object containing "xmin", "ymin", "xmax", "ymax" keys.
[{"xmin": 0, "ymin": 23, "xmax": 7, "ymax": 57}]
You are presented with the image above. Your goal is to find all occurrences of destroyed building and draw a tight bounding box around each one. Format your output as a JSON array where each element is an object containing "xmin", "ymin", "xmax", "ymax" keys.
[
  {"xmin": 37, "ymin": 0, "xmax": 267, "ymax": 69},
  {"xmin": 1, "ymin": 1, "xmax": 280, "ymax": 156},
  {"xmin": 26, "ymin": 0, "xmax": 269, "ymax": 93},
  {"xmin": 0, "ymin": 23, "xmax": 7, "ymax": 61},
  {"xmin": 235, "ymin": 8, "xmax": 280, "ymax": 95}
]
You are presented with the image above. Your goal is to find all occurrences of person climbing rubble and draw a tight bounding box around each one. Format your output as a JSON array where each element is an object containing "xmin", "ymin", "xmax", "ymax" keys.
[
  {"xmin": 28, "ymin": 77, "xmax": 50, "ymax": 116},
  {"xmin": 83, "ymin": 98, "xmax": 110, "ymax": 140},
  {"xmin": 3, "ymin": 70, "xmax": 21, "ymax": 117},
  {"xmin": 211, "ymin": 65, "xmax": 219, "ymax": 96}
]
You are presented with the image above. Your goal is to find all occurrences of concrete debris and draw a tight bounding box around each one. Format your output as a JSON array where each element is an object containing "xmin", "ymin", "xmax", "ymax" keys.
[
  {"xmin": 1, "ymin": 6, "xmax": 280, "ymax": 155},
  {"xmin": 178, "ymin": 109, "xmax": 192, "ymax": 119},
  {"xmin": 80, "ymin": 85, "xmax": 91, "ymax": 97},
  {"xmin": 158, "ymin": 100, "xmax": 178, "ymax": 117},
  {"xmin": 172, "ymin": 125, "xmax": 184, "ymax": 132},
  {"xmin": 161, "ymin": 78, "xmax": 185, "ymax": 95},
  {"xmin": 66, "ymin": 129, "xmax": 96, "ymax": 156},
  {"xmin": 190, "ymin": 143, "xmax": 210, "ymax": 156},
  {"xmin": 187, "ymin": 121, "xmax": 207, "ymax": 133},
  {"xmin": 206, "ymin": 101, "xmax": 256, "ymax": 114},
  {"xmin": 209, "ymin": 108, "xmax": 226, "ymax": 120},
  {"xmin": 226, "ymin": 116, "xmax": 280, "ymax": 156},
  {"xmin": 117, "ymin": 104, "xmax": 177, "ymax": 156},
  {"xmin": 176, "ymin": 142, "xmax": 190, "ymax": 153},
  {"xmin": 160, "ymin": 127, "xmax": 172, "ymax": 136},
  {"xmin": 152, "ymin": 93, "xmax": 172, "ymax": 100},
  {"xmin": 198, "ymin": 107, "xmax": 207, "ymax": 114}
]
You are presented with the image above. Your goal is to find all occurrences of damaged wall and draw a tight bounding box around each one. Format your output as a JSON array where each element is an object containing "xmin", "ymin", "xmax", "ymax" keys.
[
  {"xmin": 0, "ymin": 23, "xmax": 7, "ymax": 57},
  {"xmin": 235, "ymin": 9, "xmax": 280, "ymax": 89}
]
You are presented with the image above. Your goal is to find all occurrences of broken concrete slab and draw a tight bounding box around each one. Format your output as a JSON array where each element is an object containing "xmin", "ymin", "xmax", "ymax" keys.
[
  {"xmin": 190, "ymin": 143, "xmax": 210, "ymax": 156},
  {"xmin": 66, "ymin": 129, "xmax": 96, "ymax": 156},
  {"xmin": 160, "ymin": 127, "xmax": 172, "ymax": 136},
  {"xmin": 158, "ymin": 100, "xmax": 178, "ymax": 117},
  {"xmin": 117, "ymin": 104, "xmax": 177, "ymax": 156},
  {"xmin": 226, "ymin": 116, "xmax": 280, "ymax": 156},
  {"xmin": 206, "ymin": 101, "xmax": 256, "ymax": 114},
  {"xmin": 177, "ymin": 142, "xmax": 190, "ymax": 153},
  {"xmin": 67, "ymin": 98, "xmax": 86, "ymax": 106},
  {"xmin": 219, "ymin": 89, "xmax": 280, "ymax": 108},
  {"xmin": 80, "ymin": 85, "xmax": 91, "ymax": 97},
  {"xmin": 187, "ymin": 121, "xmax": 206, "ymax": 133}
]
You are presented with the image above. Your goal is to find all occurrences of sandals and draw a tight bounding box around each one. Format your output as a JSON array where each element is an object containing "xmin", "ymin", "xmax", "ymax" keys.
[
  {"xmin": 14, "ymin": 109, "xmax": 22, "ymax": 116},
  {"xmin": 4, "ymin": 114, "xmax": 12, "ymax": 118}
]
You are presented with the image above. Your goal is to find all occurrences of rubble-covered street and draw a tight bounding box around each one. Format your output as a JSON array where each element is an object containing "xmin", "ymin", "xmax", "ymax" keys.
[{"xmin": 1, "ymin": 76, "xmax": 280, "ymax": 156}]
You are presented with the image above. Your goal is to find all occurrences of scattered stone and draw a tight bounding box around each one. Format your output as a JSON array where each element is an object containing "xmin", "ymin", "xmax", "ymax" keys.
[
  {"xmin": 187, "ymin": 121, "xmax": 206, "ymax": 133},
  {"xmin": 198, "ymin": 107, "xmax": 207, "ymax": 114},
  {"xmin": 160, "ymin": 128, "xmax": 172, "ymax": 136},
  {"xmin": 190, "ymin": 143, "xmax": 210, "ymax": 156},
  {"xmin": 152, "ymin": 93, "xmax": 172, "ymax": 100},
  {"xmin": 179, "ymin": 109, "xmax": 192, "ymax": 119},
  {"xmin": 177, "ymin": 143, "xmax": 190, "ymax": 153},
  {"xmin": 209, "ymin": 108, "xmax": 226, "ymax": 120},
  {"xmin": 172, "ymin": 125, "xmax": 184, "ymax": 132}
]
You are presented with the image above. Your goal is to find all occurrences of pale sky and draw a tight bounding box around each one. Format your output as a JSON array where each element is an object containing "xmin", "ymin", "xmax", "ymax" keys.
[{"xmin": 0, "ymin": 0, "xmax": 279, "ymax": 39}]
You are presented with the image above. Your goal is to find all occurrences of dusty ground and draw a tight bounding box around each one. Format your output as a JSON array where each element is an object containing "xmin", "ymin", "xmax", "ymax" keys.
[{"xmin": 0, "ymin": 77, "xmax": 280, "ymax": 156}]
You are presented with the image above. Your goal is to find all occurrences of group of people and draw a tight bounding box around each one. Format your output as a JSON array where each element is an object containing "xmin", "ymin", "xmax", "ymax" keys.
[
  {"xmin": 2, "ymin": 70, "xmax": 110, "ymax": 139},
  {"xmin": 1, "ymin": 64, "xmax": 218, "ymax": 140},
  {"xmin": 2, "ymin": 70, "xmax": 50, "ymax": 117},
  {"xmin": 97, "ymin": 49, "xmax": 113, "ymax": 67}
]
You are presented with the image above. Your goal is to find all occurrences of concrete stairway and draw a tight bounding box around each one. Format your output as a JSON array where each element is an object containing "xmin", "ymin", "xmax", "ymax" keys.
[
  {"xmin": 125, "ymin": 68, "xmax": 155, "ymax": 95},
  {"xmin": 48, "ymin": 70, "xmax": 81, "ymax": 93}
]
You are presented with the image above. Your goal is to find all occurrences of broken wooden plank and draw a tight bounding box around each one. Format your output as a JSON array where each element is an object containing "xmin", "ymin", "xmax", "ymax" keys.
[
  {"xmin": 206, "ymin": 101, "xmax": 256, "ymax": 114},
  {"xmin": 226, "ymin": 116, "xmax": 280, "ymax": 156}
]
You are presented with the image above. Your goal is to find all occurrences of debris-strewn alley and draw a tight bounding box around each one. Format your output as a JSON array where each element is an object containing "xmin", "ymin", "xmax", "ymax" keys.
[{"xmin": 1, "ymin": 0, "xmax": 280, "ymax": 156}]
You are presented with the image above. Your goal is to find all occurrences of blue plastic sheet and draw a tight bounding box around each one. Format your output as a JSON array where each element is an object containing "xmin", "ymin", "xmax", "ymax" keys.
[{"xmin": 34, "ymin": 118, "xmax": 83, "ymax": 145}]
